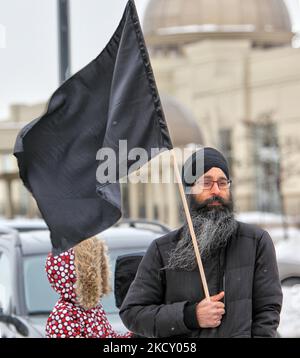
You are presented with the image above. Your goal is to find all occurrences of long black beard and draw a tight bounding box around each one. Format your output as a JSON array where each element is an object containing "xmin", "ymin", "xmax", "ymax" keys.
[{"xmin": 165, "ymin": 194, "xmax": 238, "ymax": 271}]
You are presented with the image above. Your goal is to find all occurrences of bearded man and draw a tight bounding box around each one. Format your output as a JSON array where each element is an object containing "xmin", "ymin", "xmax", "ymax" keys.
[{"xmin": 119, "ymin": 147, "xmax": 282, "ymax": 338}]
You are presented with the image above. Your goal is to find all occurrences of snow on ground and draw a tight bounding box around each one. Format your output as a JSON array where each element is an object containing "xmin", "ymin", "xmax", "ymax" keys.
[
  {"xmin": 236, "ymin": 212, "xmax": 299, "ymax": 244},
  {"xmin": 275, "ymin": 235, "xmax": 300, "ymax": 263},
  {"xmin": 236, "ymin": 211, "xmax": 297, "ymax": 226},
  {"xmin": 278, "ymin": 285, "xmax": 300, "ymax": 338},
  {"xmin": 274, "ymin": 233, "xmax": 300, "ymax": 337},
  {"xmin": 269, "ymin": 227, "xmax": 300, "ymax": 244}
]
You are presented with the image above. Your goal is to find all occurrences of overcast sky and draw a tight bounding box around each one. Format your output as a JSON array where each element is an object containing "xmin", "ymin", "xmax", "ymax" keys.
[{"xmin": 0, "ymin": 0, "xmax": 300, "ymax": 120}]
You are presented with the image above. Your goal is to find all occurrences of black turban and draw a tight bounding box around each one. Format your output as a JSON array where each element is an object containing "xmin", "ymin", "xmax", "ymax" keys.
[{"xmin": 182, "ymin": 147, "xmax": 229, "ymax": 187}]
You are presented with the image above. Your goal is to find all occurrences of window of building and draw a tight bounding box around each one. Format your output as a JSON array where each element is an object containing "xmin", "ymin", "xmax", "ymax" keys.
[
  {"xmin": 219, "ymin": 128, "xmax": 233, "ymax": 175},
  {"xmin": 252, "ymin": 122, "xmax": 281, "ymax": 213}
]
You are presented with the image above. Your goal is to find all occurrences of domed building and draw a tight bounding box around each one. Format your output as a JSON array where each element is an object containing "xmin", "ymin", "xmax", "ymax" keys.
[
  {"xmin": 1, "ymin": 0, "xmax": 299, "ymax": 228},
  {"xmin": 162, "ymin": 94, "xmax": 204, "ymax": 146},
  {"xmin": 144, "ymin": 0, "xmax": 293, "ymax": 48},
  {"xmin": 140, "ymin": 0, "xmax": 300, "ymax": 221}
]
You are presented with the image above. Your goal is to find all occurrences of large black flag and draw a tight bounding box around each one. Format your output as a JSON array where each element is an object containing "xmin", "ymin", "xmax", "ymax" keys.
[{"xmin": 14, "ymin": 0, "xmax": 172, "ymax": 255}]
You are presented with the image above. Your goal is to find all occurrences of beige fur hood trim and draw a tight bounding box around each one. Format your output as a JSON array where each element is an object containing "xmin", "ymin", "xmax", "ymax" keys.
[{"xmin": 74, "ymin": 237, "xmax": 111, "ymax": 310}]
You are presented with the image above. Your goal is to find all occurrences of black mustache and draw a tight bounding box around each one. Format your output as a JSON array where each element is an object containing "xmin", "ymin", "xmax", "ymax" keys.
[
  {"xmin": 196, "ymin": 195, "xmax": 227, "ymax": 209},
  {"xmin": 188, "ymin": 193, "xmax": 234, "ymax": 214}
]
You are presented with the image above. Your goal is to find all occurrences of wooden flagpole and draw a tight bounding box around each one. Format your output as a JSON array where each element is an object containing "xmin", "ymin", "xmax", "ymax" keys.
[{"xmin": 171, "ymin": 149, "xmax": 210, "ymax": 300}]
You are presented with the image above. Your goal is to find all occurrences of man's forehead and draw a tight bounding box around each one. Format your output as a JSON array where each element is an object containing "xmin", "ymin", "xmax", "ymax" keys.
[
  {"xmin": 200, "ymin": 167, "xmax": 227, "ymax": 179},
  {"xmin": 203, "ymin": 175, "xmax": 227, "ymax": 179}
]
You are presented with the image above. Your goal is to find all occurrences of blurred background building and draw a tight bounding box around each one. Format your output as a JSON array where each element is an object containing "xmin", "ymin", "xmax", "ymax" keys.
[{"xmin": 0, "ymin": 0, "xmax": 300, "ymax": 229}]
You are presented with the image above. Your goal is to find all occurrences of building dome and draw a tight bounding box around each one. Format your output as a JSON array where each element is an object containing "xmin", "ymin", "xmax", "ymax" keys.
[
  {"xmin": 144, "ymin": 0, "xmax": 293, "ymax": 48},
  {"xmin": 161, "ymin": 95, "xmax": 204, "ymax": 147}
]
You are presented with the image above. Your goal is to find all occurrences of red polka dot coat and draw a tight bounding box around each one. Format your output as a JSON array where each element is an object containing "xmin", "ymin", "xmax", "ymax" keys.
[{"xmin": 45, "ymin": 249, "xmax": 131, "ymax": 338}]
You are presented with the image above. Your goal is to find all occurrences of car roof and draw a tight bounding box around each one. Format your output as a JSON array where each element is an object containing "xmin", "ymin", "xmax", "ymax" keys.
[{"xmin": 12, "ymin": 226, "xmax": 164, "ymax": 256}]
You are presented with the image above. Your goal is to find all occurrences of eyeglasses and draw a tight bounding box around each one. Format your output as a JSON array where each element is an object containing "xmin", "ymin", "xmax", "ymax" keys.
[{"xmin": 195, "ymin": 178, "xmax": 232, "ymax": 191}]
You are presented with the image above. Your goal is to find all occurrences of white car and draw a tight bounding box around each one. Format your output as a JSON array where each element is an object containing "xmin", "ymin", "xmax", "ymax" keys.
[{"xmin": 0, "ymin": 219, "xmax": 169, "ymax": 338}]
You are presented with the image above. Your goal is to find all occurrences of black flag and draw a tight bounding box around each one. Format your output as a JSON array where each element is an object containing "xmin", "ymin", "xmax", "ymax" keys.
[{"xmin": 14, "ymin": 0, "xmax": 172, "ymax": 255}]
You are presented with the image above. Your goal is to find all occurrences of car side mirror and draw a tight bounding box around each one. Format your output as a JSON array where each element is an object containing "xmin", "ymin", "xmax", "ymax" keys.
[{"xmin": 114, "ymin": 252, "xmax": 144, "ymax": 309}]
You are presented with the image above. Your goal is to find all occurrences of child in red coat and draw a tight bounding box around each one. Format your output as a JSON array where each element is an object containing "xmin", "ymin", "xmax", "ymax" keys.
[{"xmin": 45, "ymin": 237, "xmax": 131, "ymax": 338}]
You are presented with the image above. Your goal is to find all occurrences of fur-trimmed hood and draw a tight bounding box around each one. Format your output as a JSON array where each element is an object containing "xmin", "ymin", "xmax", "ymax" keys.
[
  {"xmin": 46, "ymin": 237, "xmax": 111, "ymax": 309},
  {"xmin": 46, "ymin": 238, "xmax": 132, "ymax": 338}
]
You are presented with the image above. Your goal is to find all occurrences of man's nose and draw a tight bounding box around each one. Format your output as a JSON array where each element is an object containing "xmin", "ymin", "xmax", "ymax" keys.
[{"xmin": 210, "ymin": 182, "xmax": 221, "ymax": 195}]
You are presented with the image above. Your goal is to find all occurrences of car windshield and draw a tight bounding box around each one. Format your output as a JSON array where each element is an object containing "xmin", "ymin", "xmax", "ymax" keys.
[{"xmin": 23, "ymin": 249, "xmax": 136, "ymax": 315}]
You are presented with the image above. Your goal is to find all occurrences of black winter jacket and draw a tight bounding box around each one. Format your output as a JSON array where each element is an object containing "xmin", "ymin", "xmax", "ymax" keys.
[{"xmin": 119, "ymin": 221, "xmax": 282, "ymax": 338}]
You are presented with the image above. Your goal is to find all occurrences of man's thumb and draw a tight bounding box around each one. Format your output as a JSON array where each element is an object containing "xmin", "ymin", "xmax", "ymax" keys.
[{"xmin": 210, "ymin": 291, "xmax": 225, "ymax": 302}]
